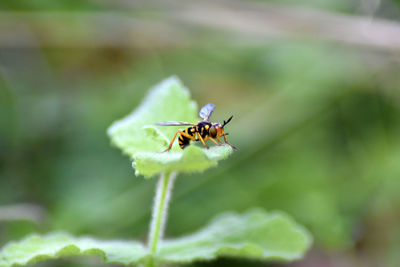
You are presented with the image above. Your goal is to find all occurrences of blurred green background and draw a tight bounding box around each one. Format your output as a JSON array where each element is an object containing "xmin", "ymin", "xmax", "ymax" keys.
[{"xmin": 1, "ymin": 0, "xmax": 400, "ymax": 266}]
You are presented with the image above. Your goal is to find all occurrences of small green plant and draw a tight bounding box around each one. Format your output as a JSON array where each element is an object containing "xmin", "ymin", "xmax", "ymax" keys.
[{"xmin": 0, "ymin": 77, "xmax": 311, "ymax": 267}]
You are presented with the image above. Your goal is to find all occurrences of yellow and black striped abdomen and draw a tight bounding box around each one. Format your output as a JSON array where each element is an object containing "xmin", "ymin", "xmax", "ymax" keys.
[{"xmin": 178, "ymin": 127, "xmax": 196, "ymax": 149}]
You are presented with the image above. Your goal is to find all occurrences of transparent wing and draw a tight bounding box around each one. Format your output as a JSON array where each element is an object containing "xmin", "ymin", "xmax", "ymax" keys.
[
  {"xmin": 156, "ymin": 121, "xmax": 194, "ymax": 126},
  {"xmin": 199, "ymin": 103, "xmax": 215, "ymax": 121}
]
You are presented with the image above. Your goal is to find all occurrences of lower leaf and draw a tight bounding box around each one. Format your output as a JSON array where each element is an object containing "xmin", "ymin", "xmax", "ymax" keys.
[
  {"xmin": 0, "ymin": 234, "xmax": 147, "ymax": 267},
  {"xmin": 158, "ymin": 209, "xmax": 312, "ymax": 263},
  {"xmin": 0, "ymin": 209, "xmax": 311, "ymax": 266}
]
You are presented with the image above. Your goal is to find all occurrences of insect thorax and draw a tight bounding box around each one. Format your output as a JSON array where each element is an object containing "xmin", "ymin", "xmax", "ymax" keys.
[{"xmin": 197, "ymin": 121, "xmax": 212, "ymax": 138}]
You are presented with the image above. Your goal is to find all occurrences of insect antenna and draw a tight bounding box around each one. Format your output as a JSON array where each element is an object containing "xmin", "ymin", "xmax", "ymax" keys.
[{"xmin": 222, "ymin": 116, "xmax": 233, "ymax": 128}]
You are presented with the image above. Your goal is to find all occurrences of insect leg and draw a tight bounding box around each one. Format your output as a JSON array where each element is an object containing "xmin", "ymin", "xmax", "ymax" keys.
[
  {"xmin": 163, "ymin": 130, "xmax": 196, "ymax": 152},
  {"xmin": 197, "ymin": 133, "xmax": 209, "ymax": 149},
  {"xmin": 223, "ymin": 134, "xmax": 237, "ymax": 150},
  {"xmin": 163, "ymin": 131, "xmax": 180, "ymax": 152},
  {"xmin": 209, "ymin": 137, "xmax": 221, "ymax": 146},
  {"xmin": 216, "ymin": 137, "xmax": 223, "ymax": 144}
]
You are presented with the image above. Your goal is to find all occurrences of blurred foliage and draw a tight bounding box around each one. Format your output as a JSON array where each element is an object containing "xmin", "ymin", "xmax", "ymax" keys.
[
  {"xmin": 1, "ymin": 0, "xmax": 400, "ymax": 266},
  {"xmin": 0, "ymin": 1, "xmax": 99, "ymax": 11}
]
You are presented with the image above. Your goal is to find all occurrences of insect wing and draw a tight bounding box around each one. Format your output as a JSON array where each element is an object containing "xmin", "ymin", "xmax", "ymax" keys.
[
  {"xmin": 199, "ymin": 103, "xmax": 215, "ymax": 121},
  {"xmin": 156, "ymin": 121, "xmax": 194, "ymax": 126}
]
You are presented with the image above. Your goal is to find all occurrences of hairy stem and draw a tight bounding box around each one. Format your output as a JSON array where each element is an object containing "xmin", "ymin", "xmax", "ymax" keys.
[{"xmin": 147, "ymin": 171, "xmax": 177, "ymax": 266}]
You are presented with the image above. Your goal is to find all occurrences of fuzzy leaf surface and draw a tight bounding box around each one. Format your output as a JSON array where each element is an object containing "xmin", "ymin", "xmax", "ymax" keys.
[
  {"xmin": 0, "ymin": 234, "xmax": 148, "ymax": 267},
  {"xmin": 107, "ymin": 76, "xmax": 233, "ymax": 178},
  {"xmin": 0, "ymin": 210, "xmax": 311, "ymax": 266},
  {"xmin": 158, "ymin": 209, "xmax": 312, "ymax": 263}
]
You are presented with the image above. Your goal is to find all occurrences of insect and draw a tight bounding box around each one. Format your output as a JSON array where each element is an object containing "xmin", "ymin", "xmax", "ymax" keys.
[{"xmin": 157, "ymin": 103, "xmax": 237, "ymax": 152}]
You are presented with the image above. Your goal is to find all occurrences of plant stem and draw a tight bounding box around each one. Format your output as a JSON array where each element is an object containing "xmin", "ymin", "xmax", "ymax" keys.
[{"xmin": 147, "ymin": 171, "xmax": 177, "ymax": 266}]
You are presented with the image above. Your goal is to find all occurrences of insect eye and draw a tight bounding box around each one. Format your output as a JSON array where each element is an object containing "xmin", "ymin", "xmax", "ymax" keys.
[{"xmin": 209, "ymin": 126, "xmax": 217, "ymax": 137}]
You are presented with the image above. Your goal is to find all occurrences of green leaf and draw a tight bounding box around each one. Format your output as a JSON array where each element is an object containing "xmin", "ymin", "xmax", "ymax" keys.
[
  {"xmin": 0, "ymin": 210, "xmax": 311, "ymax": 266},
  {"xmin": 107, "ymin": 76, "xmax": 234, "ymax": 178},
  {"xmin": 0, "ymin": 233, "xmax": 148, "ymax": 267},
  {"xmin": 158, "ymin": 209, "xmax": 312, "ymax": 263}
]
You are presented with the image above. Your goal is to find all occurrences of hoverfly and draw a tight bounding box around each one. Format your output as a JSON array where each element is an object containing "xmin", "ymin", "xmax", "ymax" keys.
[{"xmin": 157, "ymin": 103, "xmax": 236, "ymax": 152}]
